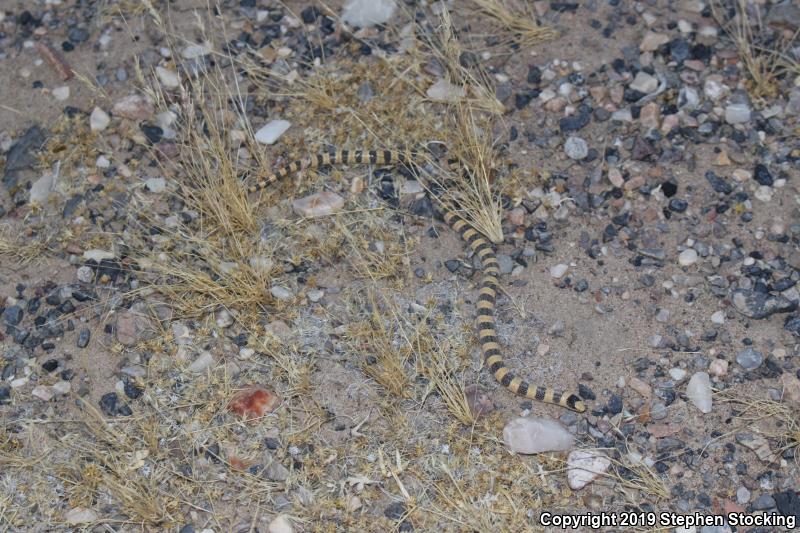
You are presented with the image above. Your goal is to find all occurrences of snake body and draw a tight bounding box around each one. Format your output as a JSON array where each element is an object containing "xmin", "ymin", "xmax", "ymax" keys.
[{"xmin": 249, "ymin": 149, "xmax": 586, "ymax": 412}]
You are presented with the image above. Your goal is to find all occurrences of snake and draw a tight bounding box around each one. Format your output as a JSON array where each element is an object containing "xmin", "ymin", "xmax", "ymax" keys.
[{"xmin": 248, "ymin": 148, "xmax": 586, "ymax": 412}]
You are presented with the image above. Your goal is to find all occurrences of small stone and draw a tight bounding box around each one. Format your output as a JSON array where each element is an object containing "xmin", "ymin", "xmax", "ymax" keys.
[
  {"xmin": 156, "ymin": 66, "xmax": 180, "ymax": 89},
  {"xmin": 341, "ymin": 0, "xmax": 396, "ymax": 27},
  {"xmin": 145, "ymin": 177, "xmax": 166, "ymax": 193},
  {"xmin": 270, "ymin": 286, "xmax": 292, "ymax": 301},
  {"xmin": 736, "ymin": 347, "xmax": 763, "ymax": 371},
  {"xmin": 640, "ymin": 31, "xmax": 670, "ymax": 52},
  {"xmin": 32, "ymin": 385, "xmax": 54, "ymax": 402},
  {"xmin": 780, "ymin": 373, "xmax": 800, "ymax": 408},
  {"xmin": 229, "ymin": 385, "xmax": 280, "ymax": 420},
  {"xmin": 678, "ymin": 249, "xmax": 698, "ymax": 266},
  {"xmin": 711, "ymin": 311, "xmax": 725, "ymax": 325},
  {"xmin": 76, "ymin": 266, "xmax": 94, "ymax": 282},
  {"xmin": 629, "ymin": 71, "xmax": 658, "ymax": 94},
  {"xmin": 255, "ymin": 120, "xmax": 291, "ymax": 145},
  {"xmin": 736, "ymin": 486, "xmax": 751, "ymax": 505},
  {"xmin": 112, "ymin": 94, "xmax": 154, "ymax": 120},
  {"xmin": 708, "ymin": 359, "xmax": 728, "ymax": 377},
  {"xmin": 187, "ymin": 351, "xmax": 215, "ymax": 373},
  {"xmin": 52, "ymin": 86, "xmax": 70, "ymax": 101},
  {"xmin": 628, "ymin": 377, "xmax": 652, "ymax": 398},
  {"xmin": 564, "ymin": 136, "xmax": 588, "ymax": 160},
  {"xmin": 65, "ymin": 507, "xmax": 98, "ymax": 525},
  {"xmin": 215, "ymin": 308, "xmax": 234, "ymax": 328},
  {"xmin": 51, "ymin": 380, "xmax": 71, "ymax": 395},
  {"xmin": 686, "ymin": 372, "xmax": 712, "ymax": 413},
  {"xmin": 725, "ymin": 103, "xmax": 751, "ymax": 124},
  {"xmin": 669, "ymin": 368, "xmax": 687, "ymax": 381},
  {"xmin": 268, "ymin": 514, "xmax": 294, "ymax": 533},
  {"xmin": 550, "ymin": 264, "xmax": 568, "ymax": 278},
  {"xmin": 3, "ymin": 305, "xmax": 23, "ymax": 325},
  {"xmin": 181, "ymin": 42, "xmax": 212, "ymax": 59},
  {"xmin": 497, "ymin": 254, "xmax": 514, "ymax": 275},
  {"xmin": 426, "ymin": 79, "xmax": 466, "ymax": 102},
  {"xmin": 307, "ymin": 289, "xmax": 324, "ymax": 303},
  {"xmin": 503, "ymin": 417, "xmax": 574, "ymax": 454},
  {"xmin": 567, "ymin": 450, "xmax": 611, "ymax": 490},
  {"xmin": 292, "ymin": 191, "xmax": 345, "ymax": 217}
]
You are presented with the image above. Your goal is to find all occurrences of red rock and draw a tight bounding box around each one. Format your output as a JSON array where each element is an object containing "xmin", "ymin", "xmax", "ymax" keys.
[
  {"xmin": 465, "ymin": 384, "xmax": 494, "ymax": 418},
  {"xmin": 229, "ymin": 385, "xmax": 280, "ymax": 420},
  {"xmin": 647, "ymin": 423, "xmax": 681, "ymax": 438}
]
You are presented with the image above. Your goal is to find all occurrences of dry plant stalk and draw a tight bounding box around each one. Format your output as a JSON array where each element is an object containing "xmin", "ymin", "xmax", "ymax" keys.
[
  {"xmin": 469, "ymin": 0, "xmax": 559, "ymax": 48},
  {"xmin": 711, "ymin": 0, "xmax": 800, "ymax": 101},
  {"xmin": 717, "ymin": 389, "xmax": 800, "ymax": 459}
]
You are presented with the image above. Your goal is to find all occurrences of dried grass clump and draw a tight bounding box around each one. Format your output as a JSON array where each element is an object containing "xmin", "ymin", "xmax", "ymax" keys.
[
  {"xmin": 469, "ymin": 0, "xmax": 559, "ymax": 49},
  {"xmin": 711, "ymin": 0, "xmax": 800, "ymax": 102}
]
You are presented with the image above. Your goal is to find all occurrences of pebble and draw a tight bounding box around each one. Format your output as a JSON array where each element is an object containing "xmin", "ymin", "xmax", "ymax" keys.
[
  {"xmin": 65, "ymin": 507, "xmax": 98, "ymax": 525},
  {"xmin": 307, "ymin": 289, "xmax": 324, "ymax": 303},
  {"xmin": 686, "ymin": 372, "xmax": 712, "ymax": 413},
  {"xmin": 708, "ymin": 359, "xmax": 728, "ymax": 377},
  {"xmin": 640, "ymin": 31, "xmax": 670, "ymax": 51},
  {"xmin": 426, "ymin": 79, "xmax": 466, "ymax": 102},
  {"xmin": 187, "ymin": 351, "xmax": 215, "ymax": 373},
  {"xmin": 268, "ymin": 515, "xmax": 294, "ymax": 533},
  {"xmin": 496, "ymin": 254, "xmax": 514, "ymax": 275},
  {"xmin": 52, "ymin": 86, "xmax": 70, "ymax": 101},
  {"xmin": 112, "ymin": 94, "xmax": 154, "ymax": 120},
  {"xmin": 503, "ymin": 417, "xmax": 574, "ymax": 454},
  {"xmin": 669, "ymin": 368, "xmax": 687, "ymax": 381},
  {"xmin": 736, "ymin": 486, "xmax": 751, "ymax": 505},
  {"xmin": 156, "ymin": 66, "xmax": 180, "ymax": 89},
  {"xmin": 255, "ymin": 120, "xmax": 291, "ymax": 145},
  {"xmin": 781, "ymin": 373, "xmax": 800, "ymax": 408},
  {"xmin": 724, "ymin": 103, "xmax": 751, "ymax": 124},
  {"xmin": 270, "ymin": 286, "xmax": 292, "ymax": 301},
  {"xmin": 181, "ymin": 42, "xmax": 212, "ymax": 59},
  {"xmin": 678, "ymin": 249, "xmax": 698, "ymax": 266},
  {"xmin": 629, "ymin": 71, "xmax": 658, "ymax": 94},
  {"xmin": 550, "ymin": 264, "xmax": 568, "ymax": 278},
  {"xmin": 710, "ymin": 311, "xmax": 725, "ymax": 325},
  {"xmin": 145, "ymin": 177, "xmax": 166, "ymax": 193},
  {"xmin": 736, "ymin": 347, "xmax": 763, "ymax": 370},
  {"xmin": 341, "ymin": 0, "xmax": 396, "ymax": 27},
  {"xmin": 76, "ymin": 266, "xmax": 94, "ymax": 283},
  {"xmin": 32, "ymin": 385, "xmax": 54, "ymax": 402},
  {"xmin": 564, "ymin": 136, "xmax": 588, "ymax": 160},
  {"xmin": 292, "ymin": 191, "xmax": 344, "ymax": 217},
  {"xmin": 566, "ymin": 450, "xmax": 611, "ymax": 490}
]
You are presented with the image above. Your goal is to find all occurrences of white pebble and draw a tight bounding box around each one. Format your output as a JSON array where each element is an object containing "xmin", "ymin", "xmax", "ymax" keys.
[
  {"xmin": 156, "ymin": 66, "xmax": 180, "ymax": 89},
  {"xmin": 426, "ymin": 79, "xmax": 466, "ymax": 102},
  {"xmin": 686, "ymin": 372, "xmax": 712, "ymax": 414},
  {"xmin": 725, "ymin": 103, "xmax": 751, "ymax": 124},
  {"xmin": 90, "ymin": 107, "xmax": 110, "ymax": 131},
  {"xmin": 76, "ymin": 266, "xmax": 94, "ymax": 283},
  {"xmin": 270, "ymin": 286, "xmax": 293, "ymax": 301},
  {"xmin": 711, "ymin": 310, "xmax": 725, "ymax": 325},
  {"xmin": 52, "ymin": 86, "xmax": 70, "ymax": 101},
  {"xmin": 567, "ymin": 450, "xmax": 611, "ymax": 490},
  {"xmin": 268, "ymin": 514, "xmax": 294, "ymax": 533},
  {"xmin": 668, "ymin": 368, "xmax": 687, "ymax": 381},
  {"xmin": 292, "ymin": 191, "xmax": 345, "ymax": 217},
  {"xmin": 145, "ymin": 177, "xmax": 166, "ymax": 193},
  {"xmin": 550, "ymin": 264, "xmax": 569, "ymax": 278},
  {"xmin": 187, "ymin": 351, "xmax": 215, "ymax": 373},
  {"xmin": 255, "ymin": 120, "xmax": 291, "ymax": 145},
  {"xmin": 341, "ymin": 0, "xmax": 396, "ymax": 27},
  {"xmin": 678, "ymin": 248, "xmax": 698, "ymax": 266},
  {"xmin": 564, "ymin": 136, "xmax": 588, "ymax": 160},
  {"xmin": 503, "ymin": 417, "xmax": 574, "ymax": 454}
]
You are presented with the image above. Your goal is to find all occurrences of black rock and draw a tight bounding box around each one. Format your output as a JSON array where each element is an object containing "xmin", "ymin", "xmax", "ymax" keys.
[
  {"xmin": 124, "ymin": 380, "xmax": 143, "ymax": 399},
  {"xmin": 384, "ymin": 502, "xmax": 406, "ymax": 520},
  {"xmin": 785, "ymin": 315, "xmax": 800, "ymax": 336},
  {"xmin": 754, "ymin": 164, "xmax": 773, "ymax": 186},
  {"xmin": 705, "ymin": 171, "xmax": 732, "ymax": 194},
  {"xmin": 45, "ymin": 292, "xmax": 61, "ymax": 306},
  {"xmin": 0, "ymin": 386, "xmax": 10, "ymax": 404},
  {"xmin": 733, "ymin": 289, "xmax": 797, "ymax": 319},
  {"xmin": 3, "ymin": 306, "xmax": 23, "ymax": 326},
  {"xmin": 669, "ymin": 198, "xmax": 688, "ymax": 213},
  {"xmin": 141, "ymin": 124, "xmax": 163, "ymax": 144},
  {"xmin": 67, "ymin": 27, "xmax": 90, "ymax": 43},
  {"xmin": 77, "ymin": 328, "xmax": 91, "ymax": 348},
  {"xmin": 42, "ymin": 359, "xmax": 58, "ymax": 372},
  {"xmin": 3, "ymin": 125, "xmax": 47, "ymax": 188},
  {"xmin": 300, "ymin": 6, "xmax": 319, "ymax": 23},
  {"xmin": 99, "ymin": 392, "xmax": 119, "ymax": 416},
  {"xmin": 607, "ymin": 394, "xmax": 623, "ymax": 414},
  {"xmin": 444, "ymin": 259, "xmax": 460, "ymax": 273},
  {"xmin": 178, "ymin": 525, "xmax": 196, "ymax": 533},
  {"xmin": 773, "ymin": 490, "xmax": 800, "ymax": 519},
  {"xmin": 670, "ymin": 38, "xmax": 690, "ymax": 63},
  {"xmin": 526, "ymin": 65, "xmax": 542, "ymax": 85},
  {"xmin": 559, "ymin": 107, "xmax": 591, "ymax": 132},
  {"xmin": 578, "ymin": 383, "xmax": 596, "ymax": 400},
  {"xmin": 26, "ymin": 297, "xmax": 41, "ymax": 314}
]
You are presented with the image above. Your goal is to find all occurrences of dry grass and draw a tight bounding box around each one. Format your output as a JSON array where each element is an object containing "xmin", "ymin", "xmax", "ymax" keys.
[
  {"xmin": 711, "ymin": 0, "xmax": 800, "ymax": 102},
  {"xmin": 468, "ymin": 0, "xmax": 559, "ymax": 49}
]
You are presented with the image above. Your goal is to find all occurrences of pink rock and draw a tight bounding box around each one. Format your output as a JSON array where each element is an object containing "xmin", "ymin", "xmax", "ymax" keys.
[
  {"xmin": 292, "ymin": 191, "xmax": 345, "ymax": 217},
  {"xmin": 112, "ymin": 94, "xmax": 154, "ymax": 120}
]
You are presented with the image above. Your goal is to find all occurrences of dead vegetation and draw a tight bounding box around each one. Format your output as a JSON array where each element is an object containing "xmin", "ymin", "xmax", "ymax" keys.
[{"xmin": 711, "ymin": 0, "xmax": 800, "ymax": 102}]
